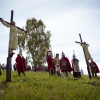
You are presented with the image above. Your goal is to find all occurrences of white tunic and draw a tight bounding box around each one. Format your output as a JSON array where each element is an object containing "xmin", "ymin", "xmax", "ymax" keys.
[
  {"xmin": 2, "ymin": 21, "xmax": 25, "ymax": 50},
  {"xmin": 71, "ymin": 59, "xmax": 80, "ymax": 72},
  {"xmin": 81, "ymin": 44, "xmax": 91, "ymax": 60},
  {"xmin": 55, "ymin": 64, "xmax": 62, "ymax": 74}
]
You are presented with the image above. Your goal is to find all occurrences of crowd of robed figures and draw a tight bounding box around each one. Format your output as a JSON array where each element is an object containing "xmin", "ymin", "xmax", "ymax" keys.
[
  {"xmin": 46, "ymin": 48, "xmax": 100, "ymax": 79},
  {"xmin": 46, "ymin": 51, "xmax": 82, "ymax": 79},
  {"xmin": 0, "ymin": 18, "xmax": 99, "ymax": 78}
]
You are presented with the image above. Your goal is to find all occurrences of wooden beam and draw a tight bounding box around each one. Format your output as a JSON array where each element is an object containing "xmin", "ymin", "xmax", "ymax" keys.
[
  {"xmin": 75, "ymin": 33, "xmax": 92, "ymax": 79},
  {"xmin": 0, "ymin": 17, "xmax": 26, "ymax": 32}
]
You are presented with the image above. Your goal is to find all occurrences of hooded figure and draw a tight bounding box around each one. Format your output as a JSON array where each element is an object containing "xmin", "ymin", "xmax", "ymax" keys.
[{"xmin": 15, "ymin": 54, "xmax": 25, "ymax": 76}]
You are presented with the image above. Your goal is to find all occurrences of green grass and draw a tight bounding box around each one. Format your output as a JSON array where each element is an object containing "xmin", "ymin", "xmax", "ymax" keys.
[{"xmin": 0, "ymin": 70, "xmax": 100, "ymax": 100}]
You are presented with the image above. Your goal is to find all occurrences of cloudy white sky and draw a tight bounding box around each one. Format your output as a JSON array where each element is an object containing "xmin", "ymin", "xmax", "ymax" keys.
[{"xmin": 0, "ymin": 0, "xmax": 100, "ymax": 75}]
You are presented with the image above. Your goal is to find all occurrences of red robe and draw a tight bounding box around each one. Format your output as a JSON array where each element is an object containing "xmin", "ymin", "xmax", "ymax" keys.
[
  {"xmin": 16, "ymin": 55, "xmax": 23, "ymax": 71},
  {"xmin": 60, "ymin": 57, "xmax": 73, "ymax": 72},
  {"xmin": 90, "ymin": 61, "xmax": 100, "ymax": 73},
  {"xmin": 46, "ymin": 56, "xmax": 55, "ymax": 71},
  {"xmin": 22, "ymin": 59, "xmax": 27, "ymax": 71}
]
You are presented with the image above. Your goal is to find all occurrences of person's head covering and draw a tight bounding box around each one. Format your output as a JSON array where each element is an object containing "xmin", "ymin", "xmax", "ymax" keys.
[
  {"xmin": 46, "ymin": 50, "xmax": 52, "ymax": 57},
  {"xmin": 62, "ymin": 52, "xmax": 65, "ymax": 56},
  {"xmin": 73, "ymin": 54, "xmax": 76, "ymax": 59}
]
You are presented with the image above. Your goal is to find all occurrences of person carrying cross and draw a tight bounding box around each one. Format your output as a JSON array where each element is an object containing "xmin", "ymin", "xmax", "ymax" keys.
[{"xmin": 0, "ymin": 18, "xmax": 26, "ymax": 58}]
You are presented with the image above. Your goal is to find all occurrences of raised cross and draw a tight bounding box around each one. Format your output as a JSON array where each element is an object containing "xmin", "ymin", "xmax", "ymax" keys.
[
  {"xmin": 75, "ymin": 33, "xmax": 92, "ymax": 79},
  {"xmin": 0, "ymin": 10, "xmax": 26, "ymax": 81}
]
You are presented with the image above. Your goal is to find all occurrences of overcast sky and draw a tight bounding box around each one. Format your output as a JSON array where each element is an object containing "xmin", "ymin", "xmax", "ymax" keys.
[{"xmin": 0, "ymin": 0, "xmax": 100, "ymax": 75}]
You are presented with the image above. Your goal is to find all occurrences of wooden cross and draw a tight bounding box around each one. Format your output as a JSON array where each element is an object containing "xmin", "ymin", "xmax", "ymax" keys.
[
  {"xmin": 1, "ymin": 10, "xmax": 26, "ymax": 81},
  {"xmin": 75, "ymin": 33, "xmax": 92, "ymax": 79},
  {"xmin": 0, "ymin": 18, "xmax": 26, "ymax": 32}
]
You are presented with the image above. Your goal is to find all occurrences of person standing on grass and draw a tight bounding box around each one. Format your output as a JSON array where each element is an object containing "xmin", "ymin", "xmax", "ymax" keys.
[
  {"xmin": 13, "ymin": 63, "xmax": 16, "ymax": 71},
  {"xmin": 89, "ymin": 58, "xmax": 100, "ymax": 78},
  {"xmin": 22, "ymin": 56, "xmax": 27, "ymax": 72},
  {"xmin": 60, "ymin": 52, "xmax": 73, "ymax": 77},
  {"xmin": 81, "ymin": 68, "xmax": 84, "ymax": 75},
  {"xmin": 54, "ymin": 53, "xmax": 64, "ymax": 78},
  {"xmin": 71, "ymin": 54, "xmax": 81, "ymax": 79},
  {"xmin": 15, "ymin": 54, "xmax": 25, "ymax": 76},
  {"xmin": 1, "ymin": 63, "xmax": 6, "ymax": 70},
  {"xmin": 46, "ymin": 51, "xmax": 55, "ymax": 75}
]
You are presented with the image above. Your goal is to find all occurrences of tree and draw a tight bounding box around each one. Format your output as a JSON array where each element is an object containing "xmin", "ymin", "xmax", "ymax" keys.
[{"xmin": 17, "ymin": 18, "xmax": 51, "ymax": 67}]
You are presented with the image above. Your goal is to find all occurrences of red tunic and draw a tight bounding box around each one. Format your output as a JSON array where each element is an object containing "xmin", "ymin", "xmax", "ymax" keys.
[
  {"xmin": 46, "ymin": 56, "xmax": 55, "ymax": 71},
  {"xmin": 22, "ymin": 59, "xmax": 27, "ymax": 71},
  {"xmin": 60, "ymin": 57, "xmax": 73, "ymax": 72},
  {"xmin": 90, "ymin": 61, "xmax": 100, "ymax": 73},
  {"xmin": 16, "ymin": 55, "xmax": 23, "ymax": 71}
]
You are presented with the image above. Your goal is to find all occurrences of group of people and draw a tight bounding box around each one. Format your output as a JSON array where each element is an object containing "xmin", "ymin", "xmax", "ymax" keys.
[
  {"xmin": 0, "ymin": 17, "xmax": 99, "ymax": 79},
  {"xmin": 46, "ymin": 48, "xmax": 100, "ymax": 79},
  {"xmin": 46, "ymin": 51, "xmax": 81, "ymax": 79}
]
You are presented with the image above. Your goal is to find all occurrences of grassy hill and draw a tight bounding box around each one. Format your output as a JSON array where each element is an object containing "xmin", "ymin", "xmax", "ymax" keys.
[{"xmin": 0, "ymin": 70, "xmax": 100, "ymax": 100}]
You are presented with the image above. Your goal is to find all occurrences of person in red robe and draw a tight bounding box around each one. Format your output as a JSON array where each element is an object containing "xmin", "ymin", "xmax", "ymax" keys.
[
  {"xmin": 60, "ymin": 52, "xmax": 73, "ymax": 77},
  {"xmin": 16, "ymin": 54, "xmax": 25, "ymax": 76},
  {"xmin": 89, "ymin": 59, "xmax": 100, "ymax": 78},
  {"xmin": 22, "ymin": 56, "xmax": 27, "ymax": 72},
  {"xmin": 46, "ymin": 51, "xmax": 55, "ymax": 75}
]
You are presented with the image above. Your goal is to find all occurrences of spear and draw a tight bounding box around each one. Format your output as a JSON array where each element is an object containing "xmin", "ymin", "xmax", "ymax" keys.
[
  {"xmin": 73, "ymin": 49, "xmax": 75, "ymax": 55},
  {"xmin": 50, "ymin": 45, "xmax": 53, "ymax": 57}
]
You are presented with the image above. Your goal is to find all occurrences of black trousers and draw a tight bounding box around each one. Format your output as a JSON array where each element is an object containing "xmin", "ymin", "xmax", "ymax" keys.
[{"xmin": 18, "ymin": 68, "xmax": 25, "ymax": 76}]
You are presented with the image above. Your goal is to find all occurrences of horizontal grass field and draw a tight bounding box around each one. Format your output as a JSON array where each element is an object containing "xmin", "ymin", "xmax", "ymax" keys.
[{"xmin": 0, "ymin": 70, "xmax": 100, "ymax": 100}]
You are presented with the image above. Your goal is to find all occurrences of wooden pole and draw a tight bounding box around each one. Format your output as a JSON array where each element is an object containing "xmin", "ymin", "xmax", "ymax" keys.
[
  {"xmin": 0, "ymin": 18, "xmax": 26, "ymax": 32},
  {"xmin": 6, "ymin": 10, "xmax": 13, "ymax": 81},
  {"xmin": 79, "ymin": 33, "xmax": 92, "ymax": 79}
]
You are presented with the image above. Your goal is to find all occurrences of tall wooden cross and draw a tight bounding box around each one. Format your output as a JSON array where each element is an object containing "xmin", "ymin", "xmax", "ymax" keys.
[
  {"xmin": 6, "ymin": 10, "xmax": 13, "ymax": 81},
  {"xmin": 0, "ymin": 10, "xmax": 26, "ymax": 81},
  {"xmin": 75, "ymin": 33, "xmax": 92, "ymax": 79}
]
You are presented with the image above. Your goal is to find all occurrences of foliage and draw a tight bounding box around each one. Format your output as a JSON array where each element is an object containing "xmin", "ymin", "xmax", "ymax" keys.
[
  {"xmin": 17, "ymin": 18, "xmax": 51, "ymax": 67},
  {"xmin": 0, "ymin": 70, "xmax": 100, "ymax": 100}
]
